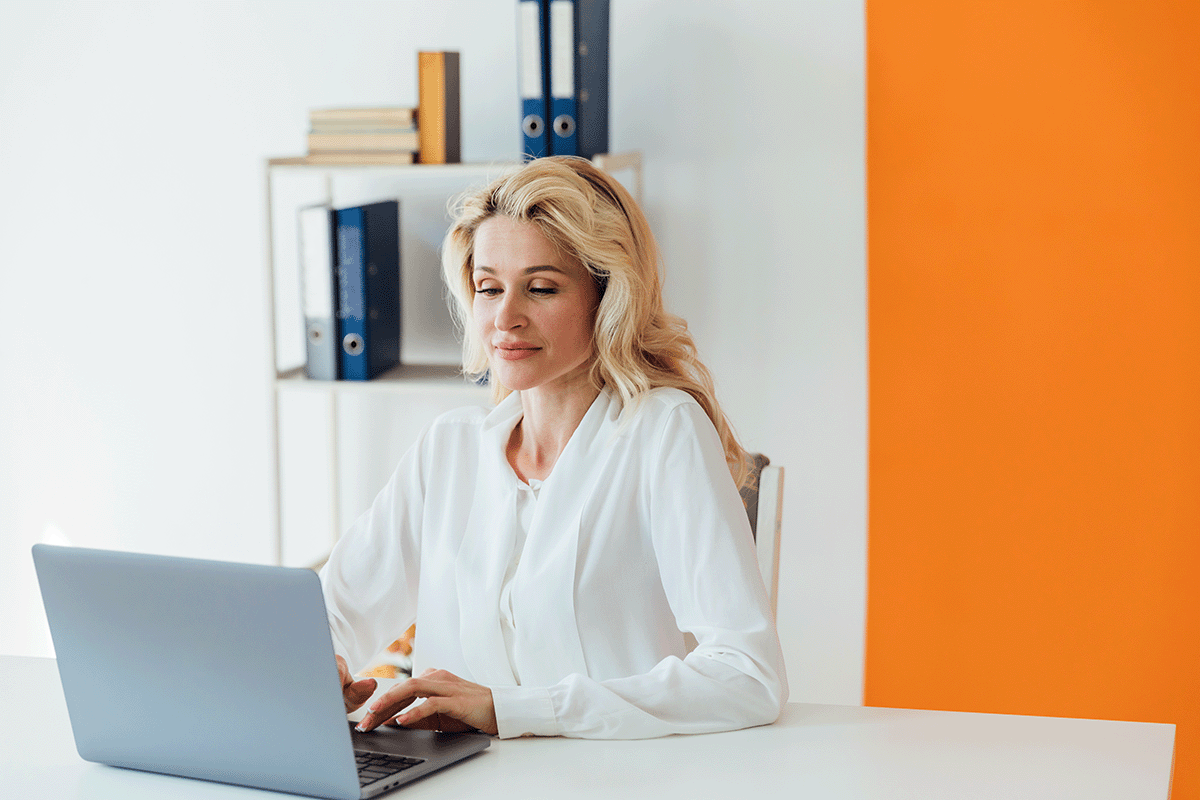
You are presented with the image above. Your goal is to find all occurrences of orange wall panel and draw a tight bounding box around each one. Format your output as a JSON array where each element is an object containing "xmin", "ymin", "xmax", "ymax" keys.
[{"xmin": 866, "ymin": 2, "xmax": 1199, "ymax": 796}]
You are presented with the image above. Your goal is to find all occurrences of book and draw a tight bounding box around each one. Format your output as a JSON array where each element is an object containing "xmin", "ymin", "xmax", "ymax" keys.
[
  {"xmin": 309, "ymin": 122, "xmax": 417, "ymax": 135},
  {"xmin": 309, "ymin": 107, "xmax": 416, "ymax": 126},
  {"xmin": 296, "ymin": 152, "xmax": 415, "ymax": 166},
  {"xmin": 417, "ymin": 51, "xmax": 461, "ymax": 164},
  {"xmin": 308, "ymin": 130, "xmax": 419, "ymax": 153}
]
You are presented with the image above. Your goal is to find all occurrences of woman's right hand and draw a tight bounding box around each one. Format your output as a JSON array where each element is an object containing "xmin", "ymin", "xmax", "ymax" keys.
[{"xmin": 336, "ymin": 655, "xmax": 377, "ymax": 714}]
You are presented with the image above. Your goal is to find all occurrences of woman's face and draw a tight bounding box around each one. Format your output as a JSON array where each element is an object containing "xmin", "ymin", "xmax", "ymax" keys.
[{"xmin": 471, "ymin": 216, "xmax": 600, "ymax": 395}]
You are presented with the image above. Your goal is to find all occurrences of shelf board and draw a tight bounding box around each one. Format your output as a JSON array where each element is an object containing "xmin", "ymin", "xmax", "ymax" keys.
[
  {"xmin": 275, "ymin": 363, "xmax": 490, "ymax": 396},
  {"xmin": 267, "ymin": 157, "xmax": 519, "ymax": 172},
  {"xmin": 266, "ymin": 151, "xmax": 642, "ymax": 202}
]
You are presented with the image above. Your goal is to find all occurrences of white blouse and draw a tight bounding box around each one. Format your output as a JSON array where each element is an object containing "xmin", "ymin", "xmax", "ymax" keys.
[
  {"xmin": 319, "ymin": 386, "xmax": 787, "ymax": 739},
  {"xmin": 500, "ymin": 476, "xmax": 540, "ymax": 683}
]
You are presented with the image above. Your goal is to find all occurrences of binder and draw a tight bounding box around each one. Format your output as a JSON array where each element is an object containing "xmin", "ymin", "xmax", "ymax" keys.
[
  {"xmin": 417, "ymin": 51, "xmax": 461, "ymax": 164},
  {"xmin": 549, "ymin": 0, "xmax": 609, "ymax": 159},
  {"xmin": 334, "ymin": 201, "xmax": 401, "ymax": 381},
  {"xmin": 297, "ymin": 204, "xmax": 337, "ymax": 381},
  {"xmin": 518, "ymin": 0, "xmax": 550, "ymax": 159}
]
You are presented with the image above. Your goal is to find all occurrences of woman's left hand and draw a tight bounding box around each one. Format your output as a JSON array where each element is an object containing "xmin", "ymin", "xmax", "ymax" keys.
[{"xmin": 355, "ymin": 668, "xmax": 498, "ymax": 736}]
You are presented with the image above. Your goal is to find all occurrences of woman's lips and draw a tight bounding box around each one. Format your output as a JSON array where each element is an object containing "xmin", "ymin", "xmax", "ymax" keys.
[{"xmin": 495, "ymin": 344, "xmax": 541, "ymax": 361}]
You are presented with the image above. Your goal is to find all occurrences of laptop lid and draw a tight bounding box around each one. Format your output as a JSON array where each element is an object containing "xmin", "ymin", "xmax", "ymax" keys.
[{"xmin": 31, "ymin": 545, "xmax": 488, "ymax": 800}]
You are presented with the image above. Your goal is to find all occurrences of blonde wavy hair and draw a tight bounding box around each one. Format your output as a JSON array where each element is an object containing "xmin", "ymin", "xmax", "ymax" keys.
[{"xmin": 441, "ymin": 156, "xmax": 750, "ymax": 489}]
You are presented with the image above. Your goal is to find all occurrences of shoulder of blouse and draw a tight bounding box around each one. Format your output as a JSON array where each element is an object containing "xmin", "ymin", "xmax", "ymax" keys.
[
  {"xmin": 618, "ymin": 386, "xmax": 708, "ymax": 437},
  {"xmin": 407, "ymin": 405, "xmax": 491, "ymax": 466},
  {"xmin": 425, "ymin": 403, "xmax": 492, "ymax": 433},
  {"xmin": 642, "ymin": 385, "xmax": 697, "ymax": 409},
  {"xmin": 624, "ymin": 386, "xmax": 700, "ymax": 419}
]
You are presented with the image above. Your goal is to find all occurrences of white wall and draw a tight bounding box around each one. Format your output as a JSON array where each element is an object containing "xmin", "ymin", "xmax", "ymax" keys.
[{"xmin": 0, "ymin": 0, "xmax": 865, "ymax": 706}]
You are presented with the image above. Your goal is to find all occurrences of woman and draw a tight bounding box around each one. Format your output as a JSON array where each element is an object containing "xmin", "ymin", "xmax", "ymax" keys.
[{"xmin": 320, "ymin": 156, "xmax": 786, "ymax": 739}]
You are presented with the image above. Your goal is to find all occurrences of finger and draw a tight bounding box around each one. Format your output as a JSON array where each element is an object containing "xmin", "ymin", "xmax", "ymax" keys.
[
  {"xmin": 395, "ymin": 696, "xmax": 451, "ymax": 729},
  {"xmin": 423, "ymin": 712, "xmax": 475, "ymax": 733},
  {"xmin": 384, "ymin": 714, "xmax": 432, "ymax": 734},
  {"xmin": 382, "ymin": 711, "xmax": 451, "ymax": 731},
  {"xmin": 343, "ymin": 677, "xmax": 377, "ymax": 713},
  {"xmin": 389, "ymin": 711, "xmax": 441, "ymax": 730},
  {"xmin": 336, "ymin": 656, "xmax": 352, "ymax": 688},
  {"xmin": 393, "ymin": 697, "xmax": 474, "ymax": 732},
  {"xmin": 358, "ymin": 698, "xmax": 422, "ymax": 732},
  {"xmin": 356, "ymin": 679, "xmax": 435, "ymax": 731}
]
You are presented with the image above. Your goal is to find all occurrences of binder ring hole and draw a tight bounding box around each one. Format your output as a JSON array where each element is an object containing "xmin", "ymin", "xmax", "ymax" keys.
[
  {"xmin": 522, "ymin": 114, "xmax": 544, "ymax": 137},
  {"xmin": 309, "ymin": 328, "xmax": 323, "ymax": 343},
  {"xmin": 553, "ymin": 115, "xmax": 576, "ymax": 137},
  {"xmin": 343, "ymin": 333, "xmax": 364, "ymax": 356}
]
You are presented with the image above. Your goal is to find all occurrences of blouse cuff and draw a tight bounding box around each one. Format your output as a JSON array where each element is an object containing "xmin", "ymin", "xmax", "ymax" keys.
[{"xmin": 490, "ymin": 684, "xmax": 559, "ymax": 738}]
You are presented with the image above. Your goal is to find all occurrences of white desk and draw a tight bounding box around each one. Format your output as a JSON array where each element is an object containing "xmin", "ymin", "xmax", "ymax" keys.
[{"xmin": 1, "ymin": 655, "xmax": 1175, "ymax": 799}]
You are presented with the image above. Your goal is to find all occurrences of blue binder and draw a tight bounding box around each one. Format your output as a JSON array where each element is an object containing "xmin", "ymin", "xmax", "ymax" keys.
[
  {"xmin": 518, "ymin": 0, "xmax": 550, "ymax": 159},
  {"xmin": 548, "ymin": 0, "xmax": 609, "ymax": 158},
  {"xmin": 334, "ymin": 201, "xmax": 401, "ymax": 381}
]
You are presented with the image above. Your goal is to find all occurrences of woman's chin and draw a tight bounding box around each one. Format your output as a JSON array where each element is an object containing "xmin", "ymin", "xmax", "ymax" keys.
[
  {"xmin": 489, "ymin": 367, "xmax": 539, "ymax": 393},
  {"xmin": 488, "ymin": 358, "xmax": 597, "ymax": 397}
]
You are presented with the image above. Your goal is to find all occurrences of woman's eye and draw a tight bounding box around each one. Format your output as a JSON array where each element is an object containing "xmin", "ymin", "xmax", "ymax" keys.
[
  {"xmin": 530, "ymin": 286, "xmax": 558, "ymax": 295},
  {"xmin": 474, "ymin": 286, "xmax": 501, "ymax": 296}
]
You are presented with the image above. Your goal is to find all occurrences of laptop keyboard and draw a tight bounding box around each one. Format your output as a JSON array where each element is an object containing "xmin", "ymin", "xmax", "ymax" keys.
[{"xmin": 355, "ymin": 751, "xmax": 424, "ymax": 787}]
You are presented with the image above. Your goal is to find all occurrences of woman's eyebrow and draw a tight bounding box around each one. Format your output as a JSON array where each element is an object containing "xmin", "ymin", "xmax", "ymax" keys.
[{"xmin": 472, "ymin": 265, "xmax": 566, "ymax": 275}]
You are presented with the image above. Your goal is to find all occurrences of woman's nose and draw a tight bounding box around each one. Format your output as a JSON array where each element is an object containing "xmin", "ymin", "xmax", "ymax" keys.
[{"xmin": 493, "ymin": 293, "xmax": 527, "ymax": 330}]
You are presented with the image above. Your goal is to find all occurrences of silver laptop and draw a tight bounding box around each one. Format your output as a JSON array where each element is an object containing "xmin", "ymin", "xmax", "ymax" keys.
[{"xmin": 32, "ymin": 544, "xmax": 490, "ymax": 799}]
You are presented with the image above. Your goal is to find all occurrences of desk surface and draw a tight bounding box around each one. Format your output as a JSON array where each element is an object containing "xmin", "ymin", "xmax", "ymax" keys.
[{"xmin": 0, "ymin": 655, "xmax": 1175, "ymax": 800}]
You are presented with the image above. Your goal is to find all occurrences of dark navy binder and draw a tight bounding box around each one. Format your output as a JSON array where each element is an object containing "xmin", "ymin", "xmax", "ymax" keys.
[
  {"xmin": 334, "ymin": 201, "xmax": 401, "ymax": 381},
  {"xmin": 549, "ymin": 0, "xmax": 609, "ymax": 158},
  {"xmin": 518, "ymin": 0, "xmax": 550, "ymax": 159}
]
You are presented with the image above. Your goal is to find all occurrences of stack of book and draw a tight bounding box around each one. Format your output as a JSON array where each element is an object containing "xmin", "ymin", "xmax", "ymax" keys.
[{"xmin": 305, "ymin": 107, "xmax": 418, "ymax": 165}]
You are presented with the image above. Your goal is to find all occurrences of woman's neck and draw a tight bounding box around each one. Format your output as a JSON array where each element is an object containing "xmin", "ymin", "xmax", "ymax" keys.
[{"xmin": 507, "ymin": 380, "xmax": 602, "ymax": 483}]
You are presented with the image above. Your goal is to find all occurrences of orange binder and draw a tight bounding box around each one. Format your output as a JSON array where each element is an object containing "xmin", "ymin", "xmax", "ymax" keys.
[{"xmin": 417, "ymin": 51, "xmax": 461, "ymax": 164}]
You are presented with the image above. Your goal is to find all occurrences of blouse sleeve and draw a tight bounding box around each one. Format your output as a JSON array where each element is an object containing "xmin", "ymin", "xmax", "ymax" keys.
[
  {"xmin": 318, "ymin": 427, "xmax": 428, "ymax": 673},
  {"xmin": 490, "ymin": 400, "xmax": 788, "ymax": 738}
]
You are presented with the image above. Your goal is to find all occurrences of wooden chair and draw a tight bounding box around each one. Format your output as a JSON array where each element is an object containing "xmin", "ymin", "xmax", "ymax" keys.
[{"xmin": 740, "ymin": 453, "xmax": 784, "ymax": 619}]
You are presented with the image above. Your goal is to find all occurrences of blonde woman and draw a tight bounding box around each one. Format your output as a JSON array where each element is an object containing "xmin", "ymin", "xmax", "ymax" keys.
[{"xmin": 320, "ymin": 157, "xmax": 786, "ymax": 739}]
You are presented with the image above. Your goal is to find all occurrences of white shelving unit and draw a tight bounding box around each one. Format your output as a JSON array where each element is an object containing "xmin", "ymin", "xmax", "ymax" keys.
[{"xmin": 263, "ymin": 154, "xmax": 643, "ymax": 567}]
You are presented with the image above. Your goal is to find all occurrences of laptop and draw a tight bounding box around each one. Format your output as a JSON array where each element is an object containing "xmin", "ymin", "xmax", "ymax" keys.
[{"xmin": 31, "ymin": 544, "xmax": 490, "ymax": 799}]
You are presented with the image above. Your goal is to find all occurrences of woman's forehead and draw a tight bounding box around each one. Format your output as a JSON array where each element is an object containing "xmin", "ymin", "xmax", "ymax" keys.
[{"xmin": 473, "ymin": 216, "xmax": 576, "ymax": 273}]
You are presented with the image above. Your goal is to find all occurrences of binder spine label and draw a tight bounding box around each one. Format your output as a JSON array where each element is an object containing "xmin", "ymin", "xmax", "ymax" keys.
[
  {"xmin": 337, "ymin": 217, "xmax": 364, "ymax": 322},
  {"xmin": 519, "ymin": 1, "xmax": 544, "ymax": 101},
  {"xmin": 550, "ymin": 1, "xmax": 575, "ymax": 98},
  {"xmin": 336, "ymin": 207, "xmax": 368, "ymax": 380}
]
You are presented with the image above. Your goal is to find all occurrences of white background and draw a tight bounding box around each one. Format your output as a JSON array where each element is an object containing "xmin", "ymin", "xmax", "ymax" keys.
[{"xmin": 0, "ymin": 0, "xmax": 865, "ymax": 706}]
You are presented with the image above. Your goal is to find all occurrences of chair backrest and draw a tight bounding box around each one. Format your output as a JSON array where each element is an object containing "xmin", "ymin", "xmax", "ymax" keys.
[{"xmin": 740, "ymin": 454, "xmax": 784, "ymax": 619}]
